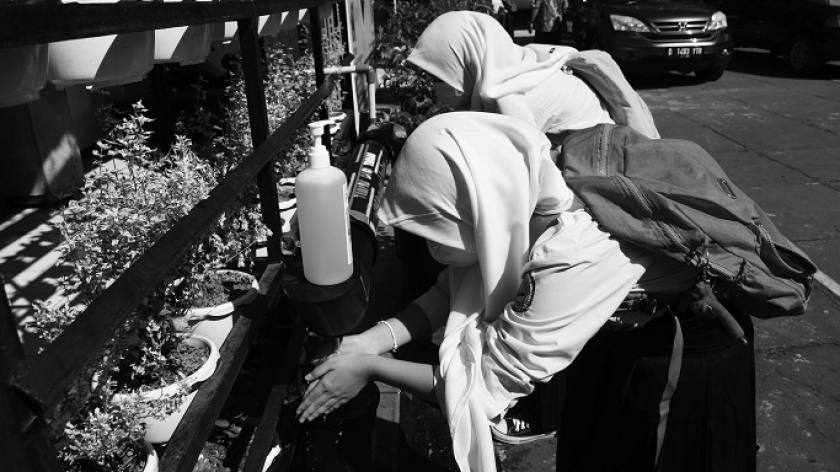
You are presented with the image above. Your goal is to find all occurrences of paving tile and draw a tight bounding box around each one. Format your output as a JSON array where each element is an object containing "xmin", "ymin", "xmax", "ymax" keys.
[
  {"xmin": 755, "ymin": 345, "xmax": 840, "ymax": 472},
  {"xmin": 746, "ymin": 183, "xmax": 840, "ymax": 242},
  {"xmin": 495, "ymin": 438, "xmax": 557, "ymax": 472},
  {"xmin": 764, "ymin": 148, "xmax": 840, "ymax": 183}
]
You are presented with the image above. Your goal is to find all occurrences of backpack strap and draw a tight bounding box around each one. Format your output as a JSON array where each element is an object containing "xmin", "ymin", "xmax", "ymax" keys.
[
  {"xmin": 655, "ymin": 312, "xmax": 683, "ymax": 469},
  {"xmin": 679, "ymin": 280, "xmax": 748, "ymax": 345}
]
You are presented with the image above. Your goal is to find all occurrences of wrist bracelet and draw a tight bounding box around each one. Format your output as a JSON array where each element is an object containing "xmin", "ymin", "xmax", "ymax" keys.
[{"xmin": 378, "ymin": 320, "xmax": 398, "ymax": 354}]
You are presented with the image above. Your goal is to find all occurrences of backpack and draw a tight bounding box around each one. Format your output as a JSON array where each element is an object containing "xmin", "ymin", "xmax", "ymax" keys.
[
  {"xmin": 558, "ymin": 123, "xmax": 817, "ymax": 319},
  {"xmin": 526, "ymin": 45, "xmax": 661, "ymax": 140}
]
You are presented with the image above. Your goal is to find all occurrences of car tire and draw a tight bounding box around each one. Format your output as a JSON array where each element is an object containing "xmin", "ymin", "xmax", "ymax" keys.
[
  {"xmin": 695, "ymin": 65, "xmax": 726, "ymax": 82},
  {"xmin": 785, "ymin": 34, "xmax": 822, "ymax": 74}
]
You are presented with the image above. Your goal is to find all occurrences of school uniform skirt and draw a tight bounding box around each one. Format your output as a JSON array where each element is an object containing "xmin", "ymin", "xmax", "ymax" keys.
[{"xmin": 555, "ymin": 305, "xmax": 756, "ymax": 472}]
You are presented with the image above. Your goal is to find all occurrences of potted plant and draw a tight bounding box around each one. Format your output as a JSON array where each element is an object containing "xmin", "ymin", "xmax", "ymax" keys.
[
  {"xmin": 169, "ymin": 269, "xmax": 259, "ymax": 348},
  {"xmin": 30, "ymin": 100, "xmax": 226, "ymax": 456},
  {"xmin": 102, "ymin": 332, "xmax": 221, "ymax": 444},
  {"xmin": 55, "ymin": 396, "xmax": 160, "ymax": 472}
]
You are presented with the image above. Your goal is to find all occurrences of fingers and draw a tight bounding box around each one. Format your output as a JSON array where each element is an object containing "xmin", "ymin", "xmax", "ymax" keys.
[
  {"xmin": 303, "ymin": 378, "xmax": 320, "ymax": 398},
  {"xmin": 296, "ymin": 379, "xmax": 345, "ymax": 422},
  {"xmin": 304, "ymin": 360, "xmax": 331, "ymax": 383},
  {"xmin": 299, "ymin": 397, "xmax": 344, "ymax": 423}
]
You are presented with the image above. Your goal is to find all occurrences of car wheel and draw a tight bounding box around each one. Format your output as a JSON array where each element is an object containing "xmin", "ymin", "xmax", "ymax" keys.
[
  {"xmin": 785, "ymin": 35, "xmax": 822, "ymax": 74},
  {"xmin": 695, "ymin": 65, "xmax": 726, "ymax": 82}
]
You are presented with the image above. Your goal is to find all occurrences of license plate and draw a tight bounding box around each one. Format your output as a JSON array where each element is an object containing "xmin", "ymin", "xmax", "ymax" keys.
[{"xmin": 667, "ymin": 47, "xmax": 703, "ymax": 58}]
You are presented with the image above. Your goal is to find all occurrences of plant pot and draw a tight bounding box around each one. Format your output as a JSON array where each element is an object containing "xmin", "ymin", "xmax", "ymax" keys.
[
  {"xmin": 143, "ymin": 441, "xmax": 160, "ymax": 472},
  {"xmin": 110, "ymin": 334, "xmax": 221, "ymax": 444},
  {"xmin": 154, "ymin": 0, "xmax": 215, "ymax": 65},
  {"xmin": 182, "ymin": 269, "xmax": 259, "ymax": 348},
  {"xmin": 48, "ymin": 31, "xmax": 154, "ymax": 89},
  {"xmin": 215, "ymin": 13, "xmax": 284, "ymax": 44},
  {"xmin": 154, "ymin": 25, "xmax": 215, "ymax": 65},
  {"xmin": 47, "ymin": 0, "xmax": 153, "ymax": 89},
  {"xmin": 0, "ymin": 44, "xmax": 49, "ymax": 108}
]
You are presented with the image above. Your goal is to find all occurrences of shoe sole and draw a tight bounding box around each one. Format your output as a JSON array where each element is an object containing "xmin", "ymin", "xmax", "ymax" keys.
[{"xmin": 490, "ymin": 427, "xmax": 556, "ymax": 445}]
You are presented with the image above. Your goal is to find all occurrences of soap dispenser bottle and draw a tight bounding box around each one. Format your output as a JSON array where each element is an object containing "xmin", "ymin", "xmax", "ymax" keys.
[{"xmin": 295, "ymin": 120, "xmax": 354, "ymax": 285}]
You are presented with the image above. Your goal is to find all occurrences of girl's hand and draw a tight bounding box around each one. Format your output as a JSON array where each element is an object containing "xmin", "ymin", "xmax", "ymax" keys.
[
  {"xmin": 296, "ymin": 353, "xmax": 373, "ymax": 422},
  {"xmin": 309, "ymin": 334, "xmax": 380, "ymax": 366}
]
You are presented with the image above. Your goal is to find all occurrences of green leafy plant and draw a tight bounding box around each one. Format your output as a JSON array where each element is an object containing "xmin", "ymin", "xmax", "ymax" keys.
[
  {"xmin": 30, "ymin": 101, "xmax": 220, "ymax": 471},
  {"xmin": 56, "ymin": 398, "xmax": 148, "ymax": 472}
]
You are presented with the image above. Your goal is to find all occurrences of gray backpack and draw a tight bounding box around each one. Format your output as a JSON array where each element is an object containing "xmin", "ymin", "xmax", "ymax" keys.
[{"xmin": 558, "ymin": 123, "xmax": 817, "ymax": 319}]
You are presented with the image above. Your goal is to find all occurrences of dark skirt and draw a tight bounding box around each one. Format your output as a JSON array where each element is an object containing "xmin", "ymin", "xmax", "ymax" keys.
[{"xmin": 556, "ymin": 307, "xmax": 757, "ymax": 472}]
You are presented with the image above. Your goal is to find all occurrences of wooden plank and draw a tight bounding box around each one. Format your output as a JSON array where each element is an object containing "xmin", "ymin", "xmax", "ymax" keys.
[
  {"xmin": 12, "ymin": 77, "xmax": 336, "ymax": 419},
  {"xmin": 159, "ymin": 263, "xmax": 285, "ymax": 472},
  {"xmin": 0, "ymin": 275, "xmax": 24, "ymax": 382},
  {"xmin": 241, "ymin": 321, "xmax": 306, "ymax": 472},
  {"xmin": 0, "ymin": 275, "xmax": 38, "ymax": 472},
  {"xmin": 0, "ymin": 386, "xmax": 37, "ymax": 472},
  {"xmin": 0, "ymin": 0, "xmax": 339, "ymax": 48},
  {"xmin": 0, "ymin": 275, "xmax": 62, "ymax": 472}
]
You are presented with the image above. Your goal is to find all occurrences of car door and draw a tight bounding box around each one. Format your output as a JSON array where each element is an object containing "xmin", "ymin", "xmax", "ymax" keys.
[
  {"xmin": 711, "ymin": 0, "xmax": 762, "ymax": 45},
  {"xmin": 751, "ymin": 0, "xmax": 795, "ymax": 46}
]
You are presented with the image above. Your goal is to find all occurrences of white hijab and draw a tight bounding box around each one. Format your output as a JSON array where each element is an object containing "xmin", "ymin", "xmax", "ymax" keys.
[
  {"xmin": 407, "ymin": 11, "xmax": 570, "ymax": 114},
  {"xmin": 379, "ymin": 112, "xmax": 574, "ymax": 472}
]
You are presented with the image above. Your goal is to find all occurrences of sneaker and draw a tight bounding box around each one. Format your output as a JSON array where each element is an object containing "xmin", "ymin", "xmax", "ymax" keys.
[{"xmin": 490, "ymin": 415, "xmax": 556, "ymax": 445}]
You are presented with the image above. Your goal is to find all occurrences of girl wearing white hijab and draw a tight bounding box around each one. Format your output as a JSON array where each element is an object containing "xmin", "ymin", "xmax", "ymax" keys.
[
  {"xmin": 296, "ymin": 112, "xmax": 696, "ymax": 472},
  {"xmin": 407, "ymin": 10, "xmax": 609, "ymax": 134}
]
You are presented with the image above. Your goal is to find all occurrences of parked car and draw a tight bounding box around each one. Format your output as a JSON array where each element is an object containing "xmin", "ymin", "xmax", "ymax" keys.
[
  {"xmin": 708, "ymin": 0, "xmax": 840, "ymax": 73},
  {"xmin": 564, "ymin": 0, "xmax": 734, "ymax": 80}
]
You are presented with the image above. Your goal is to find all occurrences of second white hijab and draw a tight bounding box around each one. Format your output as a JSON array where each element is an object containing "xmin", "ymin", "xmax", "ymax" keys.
[{"xmin": 407, "ymin": 11, "xmax": 569, "ymax": 114}]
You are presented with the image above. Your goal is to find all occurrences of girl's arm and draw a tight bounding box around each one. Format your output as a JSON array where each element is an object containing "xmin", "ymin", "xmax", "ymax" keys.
[
  {"xmin": 339, "ymin": 302, "xmax": 434, "ymax": 356},
  {"xmin": 315, "ymin": 268, "xmax": 452, "ymax": 360},
  {"xmin": 296, "ymin": 353, "xmax": 437, "ymax": 422}
]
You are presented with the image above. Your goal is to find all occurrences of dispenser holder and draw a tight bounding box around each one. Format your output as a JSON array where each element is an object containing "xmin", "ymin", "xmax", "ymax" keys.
[{"xmin": 282, "ymin": 259, "xmax": 370, "ymax": 337}]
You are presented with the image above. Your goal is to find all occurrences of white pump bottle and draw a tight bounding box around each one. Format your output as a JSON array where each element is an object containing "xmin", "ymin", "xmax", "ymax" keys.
[{"xmin": 295, "ymin": 120, "xmax": 354, "ymax": 285}]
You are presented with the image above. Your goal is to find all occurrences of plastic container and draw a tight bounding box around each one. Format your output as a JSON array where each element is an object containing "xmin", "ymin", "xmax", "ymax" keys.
[{"xmin": 295, "ymin": 121, "xmax": 353, "ymax": 285}]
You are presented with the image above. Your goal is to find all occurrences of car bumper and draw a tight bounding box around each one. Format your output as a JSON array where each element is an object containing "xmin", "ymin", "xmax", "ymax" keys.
[{"xmin": 605, "ymin": 31, "xmax": 734, "ymax": 72}]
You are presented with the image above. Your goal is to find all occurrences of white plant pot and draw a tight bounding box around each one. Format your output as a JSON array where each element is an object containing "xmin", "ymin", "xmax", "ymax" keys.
[
  {"xmin": 154, "ymin": 25, "xmax": 215, "ymax": 65},
  {"xmin": 143, "ymin": 441, "xmax": 160, "ymax": 472},
  {"xmin": 155, "ymin": 0, "xmax": 215, "ymax": 64},
  {"xmin": 217, "ymin": 10, "xmax": 308, "ymax": 43},
  {"xmin": 0, "ymin": 44, "xmax": 48, "ymax": 108},
  {"xmin": 47, "ymin": 31, "xmax": 154, "ymax": 89},
  {"xmin": 48, "ymin": 0, "xmax": 153, "ymax": 88},
  {"xmin": 183, "ymin": 269, "xmax": 259, "ymax": 348},
  {"xmin": 110, "ymin": 334, "xmax": 221, "ymax": 444}
]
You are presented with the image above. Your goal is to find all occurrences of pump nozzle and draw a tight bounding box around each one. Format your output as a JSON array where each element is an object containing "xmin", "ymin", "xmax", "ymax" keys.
[
  {"xmin": 307, "ymin": 120, "xmax": 334, "ymax": 168},
  {"xmin": 309, "ymin": 119, "xmax": 334, "ymax": 142}
]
